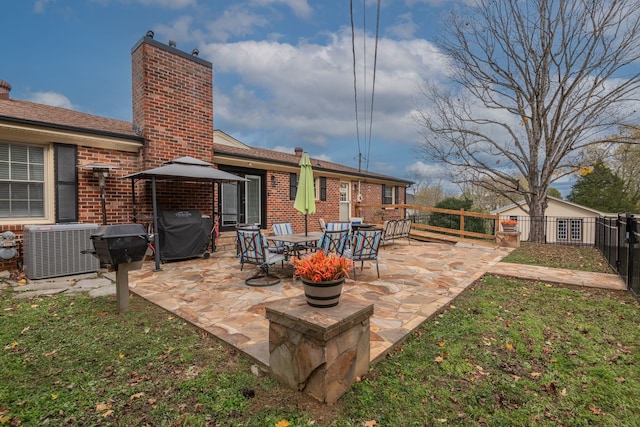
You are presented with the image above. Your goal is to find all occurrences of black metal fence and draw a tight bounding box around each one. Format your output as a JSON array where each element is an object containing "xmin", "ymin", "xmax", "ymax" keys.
[{"xmin": 595, "ymin": 213, "xmax": 639, "ymax": 297}]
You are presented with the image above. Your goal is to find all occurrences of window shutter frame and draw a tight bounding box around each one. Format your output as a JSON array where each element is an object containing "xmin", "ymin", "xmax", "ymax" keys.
[
  {"xmin": 54, "ymin": 144, "xmax": 78, "ymax": 223},
  {"xmin": 320, "ymin": 177, "xmax": 327, "ymax": 201},
  {"xmin": 289, "ymin": 172, "xmax": 297, "ymax": 200}
]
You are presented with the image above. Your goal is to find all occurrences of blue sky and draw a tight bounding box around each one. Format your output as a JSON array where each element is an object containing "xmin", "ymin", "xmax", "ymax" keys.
[
  {"xmin": 3, "ymin": 0, "xmax": 591, "ymax": 198},
  {"xmin": 1, "ymin": 0, "xmax": 461, "ymax": 190}
]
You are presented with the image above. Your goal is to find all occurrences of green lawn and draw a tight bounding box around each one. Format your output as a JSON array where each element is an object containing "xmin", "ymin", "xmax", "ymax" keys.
[{"xmin": 1, "ymin": 244, "xmax": 638, "ymax": 426}]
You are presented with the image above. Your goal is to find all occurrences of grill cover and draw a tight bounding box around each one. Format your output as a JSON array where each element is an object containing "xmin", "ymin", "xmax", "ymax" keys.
[{"xmin": 158, "ymin": 210, "xmax": 211, "ymax": 261}]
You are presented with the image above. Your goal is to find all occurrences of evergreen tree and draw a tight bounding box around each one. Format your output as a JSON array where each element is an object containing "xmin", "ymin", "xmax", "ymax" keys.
[
  {"xmin": 567, "ymin": 163, "xmax": 635, "ymax": 212},
  {"xmin": 429, "ymin": 197, "xmax": 486, "ymax": 233}
]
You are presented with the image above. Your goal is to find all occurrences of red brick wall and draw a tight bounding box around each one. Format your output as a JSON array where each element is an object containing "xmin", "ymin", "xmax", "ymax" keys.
[
  {"xmin": 264, "ymin": 172, "xmax": 340, "ymax": 233},
  {"xmin": 263, "ymin": 175, "xmax": 407, "ymax": 233},
  {"xmin": 132, "ymin": 37, "xmax": 214, "ymax": 169},
  {"xmin": 77, "ymin": 147, "xmax": 140, "ymax": 225},
  {"xmin": 354, "ymin": 182, "xmax": 406, "ymax": 223},
  {"xmin": 131, "ymin": 37, "xmax": 215, "ymax": 218}
]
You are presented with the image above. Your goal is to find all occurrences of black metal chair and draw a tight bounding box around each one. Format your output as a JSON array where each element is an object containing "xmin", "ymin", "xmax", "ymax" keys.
[
  {"xmin": 236, "ymin": 228, "xmax": 286, "ymax": 286},
  {"xmin": 350, "ymin": 228, "xmax": 382, "ymax": 279}
]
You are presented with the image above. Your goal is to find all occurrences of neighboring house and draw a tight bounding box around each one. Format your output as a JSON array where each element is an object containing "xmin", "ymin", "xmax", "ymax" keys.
[
  {"xmin": 0, "ymin": 32, "xmax": 410, "ymax": 273},
  {"xmin": 492, "ymin": 196, "xmax": 612, "ymax": 245}
]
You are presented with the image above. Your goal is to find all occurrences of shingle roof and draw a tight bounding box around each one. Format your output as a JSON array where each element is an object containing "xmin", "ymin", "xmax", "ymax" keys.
[
  {"xmin": 0, "ymin": 98, "xmax": 140, "ymax": 139},
  {"xmin": 213, "ymin": 142, "xmax": 412, "ymax": 185},
  {"xmin": 0, "ymin": 98, "xmax": 410, "ymax": 185}
]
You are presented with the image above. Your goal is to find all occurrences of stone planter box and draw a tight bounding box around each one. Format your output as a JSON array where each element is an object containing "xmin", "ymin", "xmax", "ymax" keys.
[{"xmin": 266, "ymin": 295, "xmax": 374, "ymax": 403}]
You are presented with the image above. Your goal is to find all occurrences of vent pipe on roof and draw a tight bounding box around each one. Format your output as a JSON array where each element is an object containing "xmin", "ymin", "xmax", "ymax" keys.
[{"xmin": 0, "ymin": 80, "xmax": 11, "ymax": 100}]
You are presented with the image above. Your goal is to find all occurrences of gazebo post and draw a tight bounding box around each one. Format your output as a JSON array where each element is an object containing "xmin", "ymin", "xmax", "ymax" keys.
[
  {"xmin": 130, "ymin": 179, "xmax": 137, "ymax": 222},
  {"xmin": 152, "ymin": 176, "xmax": 162, "ymax": 272}
]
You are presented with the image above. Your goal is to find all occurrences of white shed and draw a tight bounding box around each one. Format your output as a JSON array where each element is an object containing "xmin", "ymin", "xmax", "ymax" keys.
[{"xmin": 492, "ymin": 197, "xmax": 613, "ymax": 245}]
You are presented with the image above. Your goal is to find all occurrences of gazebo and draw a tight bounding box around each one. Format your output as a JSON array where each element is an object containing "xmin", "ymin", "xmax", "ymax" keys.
[{"xmin": 123, "ymin": 156, "xmax": 246, "ymax": 271}]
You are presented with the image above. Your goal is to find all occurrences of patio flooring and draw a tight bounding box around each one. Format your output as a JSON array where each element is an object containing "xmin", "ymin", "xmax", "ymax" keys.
[{"xmin": 128, "ymin": 240, "xmax": 512, "ymax": 367}]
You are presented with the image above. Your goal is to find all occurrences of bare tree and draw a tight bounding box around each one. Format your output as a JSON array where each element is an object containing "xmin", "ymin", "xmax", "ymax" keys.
[{"xmin": 416, "ymin": 0, "xmax": 640, "ymax": 242}]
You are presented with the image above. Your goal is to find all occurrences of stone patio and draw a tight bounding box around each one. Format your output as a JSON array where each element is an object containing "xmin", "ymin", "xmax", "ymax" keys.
[{"xmin": 128, "ymin": 240, "xmax": 512, "ymax": 366}]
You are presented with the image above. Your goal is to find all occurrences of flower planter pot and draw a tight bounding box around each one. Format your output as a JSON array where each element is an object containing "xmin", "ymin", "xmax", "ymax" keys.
[
  {"xmin": 301, "ymin": 278, "xmax": 345, "ymax": 308},
  {"xmin": 501, "ymin": 225, "xmax": 517, "ymax": 232}
]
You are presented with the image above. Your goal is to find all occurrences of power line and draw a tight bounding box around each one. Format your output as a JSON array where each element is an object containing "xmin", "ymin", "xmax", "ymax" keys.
[
  {"xmin": 350, "ymin": 0, "xmax": 362, "ymax": 172},
  {"xmin": 366, "ymin": 0, "xmax": 381, "ymax": 171},
  {"xmin": 350, "ymin": 0, "xmax": 381, "ymax": 173}
]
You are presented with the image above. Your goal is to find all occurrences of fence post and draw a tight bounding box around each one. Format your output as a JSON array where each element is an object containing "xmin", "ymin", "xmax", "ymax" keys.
[
  {"xmin": 626, "ymin": 213, "xmax": 635, "ymax": 290},
  {"xmin": 459, "ymin": 208, "xmax": 465, "ymax": 238}
]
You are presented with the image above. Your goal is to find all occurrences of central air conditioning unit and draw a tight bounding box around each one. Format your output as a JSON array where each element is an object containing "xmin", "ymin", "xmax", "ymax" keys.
[{"xmin": 23, "ymin": 223, "xmax": 100, "ymax": 280}]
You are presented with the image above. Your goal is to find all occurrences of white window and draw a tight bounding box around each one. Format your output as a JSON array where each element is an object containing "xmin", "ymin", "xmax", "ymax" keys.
[
  {"xmin": 557, "ymin": 218, "xmax": 582, "ymax": 242},
  {"xmin": 0, "ymin": 142, "xmax": 45, "ymax": 218}
]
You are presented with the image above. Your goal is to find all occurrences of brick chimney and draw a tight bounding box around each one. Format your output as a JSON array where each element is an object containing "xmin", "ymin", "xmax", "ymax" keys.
[
  {"xmin": 294, "ymin": 147, "xmax": 303, "ymax": 157},
  {"xmin": 0, "ymin": 80, "xmax": 11, "ymax": 100},
  {"xmin": 131, "ymin": 32, "xmax": 213, "ymax": 168}
]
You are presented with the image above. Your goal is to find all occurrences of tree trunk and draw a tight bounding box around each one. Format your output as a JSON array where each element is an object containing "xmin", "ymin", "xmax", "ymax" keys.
[{"xmin": 528, "ymin": 195, "xmax": 547, "ymax": 243}]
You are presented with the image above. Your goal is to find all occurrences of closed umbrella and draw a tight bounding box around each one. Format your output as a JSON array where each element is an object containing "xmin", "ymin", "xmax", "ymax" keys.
[{"xmin": 293, "ymin": 152, "xmax": 316, "ymax": 236}]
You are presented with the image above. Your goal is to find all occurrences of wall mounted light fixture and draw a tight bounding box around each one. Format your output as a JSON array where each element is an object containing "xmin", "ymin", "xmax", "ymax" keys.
[
  {"xmin": 79, "ymin": 163, "xmax": 119, "ymax": 225},
  {"xmin": 271, "ymin": 175, "xmax": 277, "ymax": 187}
]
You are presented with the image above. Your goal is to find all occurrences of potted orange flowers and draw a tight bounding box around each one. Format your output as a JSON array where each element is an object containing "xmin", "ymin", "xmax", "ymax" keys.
[
  {"xmin": 292, "ymin": 251, "xmax": 353, "ymax": 307},
  {"xmin": 500, "ymin": 219, "xmax": 518, "ymax": 232}
]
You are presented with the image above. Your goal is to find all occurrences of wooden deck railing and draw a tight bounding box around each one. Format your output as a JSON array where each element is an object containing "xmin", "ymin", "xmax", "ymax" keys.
[{"xmin": 356, "ymin": 204, "xmax": 499, "ymax": 242}]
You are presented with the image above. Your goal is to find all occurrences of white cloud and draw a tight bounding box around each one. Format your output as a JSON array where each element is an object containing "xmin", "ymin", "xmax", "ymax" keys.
[
  {"xmin": 250, "ymin": 0, "xmax": 313, "ymax": 19},
  {"xmin": 29, "ymin": 92, "xmax": 74, "ymax": 109},
  {"xmin": 387, "ymin": 13, "xmax": 418, "ymax": 39},
  {"xmin": 136, "ymin": 0, "xmax": 197, "ymax": 9},
  {"xmin": 33, "ymin": 0, "xmax": 53, "ymax": 13},
  {"xmin": 205, "ymin": 5, "xmax": 270, "ymax": 42},
  {"xmin": 203, "ymin": 30, "xmax": 447, "ymax": 150}
]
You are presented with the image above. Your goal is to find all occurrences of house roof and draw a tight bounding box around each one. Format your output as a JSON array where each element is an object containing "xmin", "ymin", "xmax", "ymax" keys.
[
  {"xmin": 491, "ymin": 196, "xmax": 613, "ymax": 216},
  {"xmin": 0, "ymin": 97, "xmax": 411, "ymax": 186},
  {"xmin": 213, "ymin": 130, "xmax": 412, "ymax": 186},
  {"xmin": 0, "ymin": 98, "xmax": 142, "ymax": 140}
]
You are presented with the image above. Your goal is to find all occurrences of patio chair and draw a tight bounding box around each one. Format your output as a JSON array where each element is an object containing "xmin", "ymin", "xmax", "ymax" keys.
[
  {"xmin": 318, "ymin": 218, "xmax": 326, "ymax": 232},
  {"xmin": 271, "ymin": 222, "xmax": 295, "ymax": 254},
  {"xmin": 236, "ymin": 228, "xmax": 286, "ymax": 286},
  {"xmin": 317, "ymin": 229, "xmax": 350, "ymax": 256},
  {"xmin": 350, "ymin": 228, "xmax": 382, "ymax": 279},
  {"xmin": 325, "ymin": 221, "xmax": 352, "ymax": 232}
]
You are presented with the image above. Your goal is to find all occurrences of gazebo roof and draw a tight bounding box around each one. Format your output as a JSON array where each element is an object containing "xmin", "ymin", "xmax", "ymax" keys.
[{"xmin": 123, "ymin": 156, "xmax": 247, "ymax": 182}]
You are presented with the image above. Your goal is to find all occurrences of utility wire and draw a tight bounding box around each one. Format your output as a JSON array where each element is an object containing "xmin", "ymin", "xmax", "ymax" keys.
[
  {"xmin": 366, "ymin": 0, "xmax": 381, "ymax": 171},
  {"xmin": 350, "ymin": 0, "xmax": 362, "ymax": 172},
  {"xmin": 350, "ymin": 0, "xmax": 381, "ymax": 173},
  {"xmin": 362, "ymin": 0, "xmax": 367, "ymax": 172}
]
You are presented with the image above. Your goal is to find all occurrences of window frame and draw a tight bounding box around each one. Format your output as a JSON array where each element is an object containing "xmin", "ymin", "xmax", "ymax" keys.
[
  {"xmin": 557, "ymin": 218, "xmax": 583, "ymax": 242},
  {"xmin": 382, "ymin": 184, "xmax": 395, "ymax": 205},
  {"xmin": 0, "ymin": 141, "xmax": 50, "ymax": 221}
]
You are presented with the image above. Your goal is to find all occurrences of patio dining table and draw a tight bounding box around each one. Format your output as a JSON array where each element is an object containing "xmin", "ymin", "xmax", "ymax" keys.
[{"xmin": 267, "ymin": 231, "xmax": 323, "ymax": 259}]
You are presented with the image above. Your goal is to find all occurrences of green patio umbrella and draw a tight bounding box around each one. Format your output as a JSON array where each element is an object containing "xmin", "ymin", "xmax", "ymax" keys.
[{"xmin": 293, "ymin": 152, "xmax": 316, "ymax": 235}]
